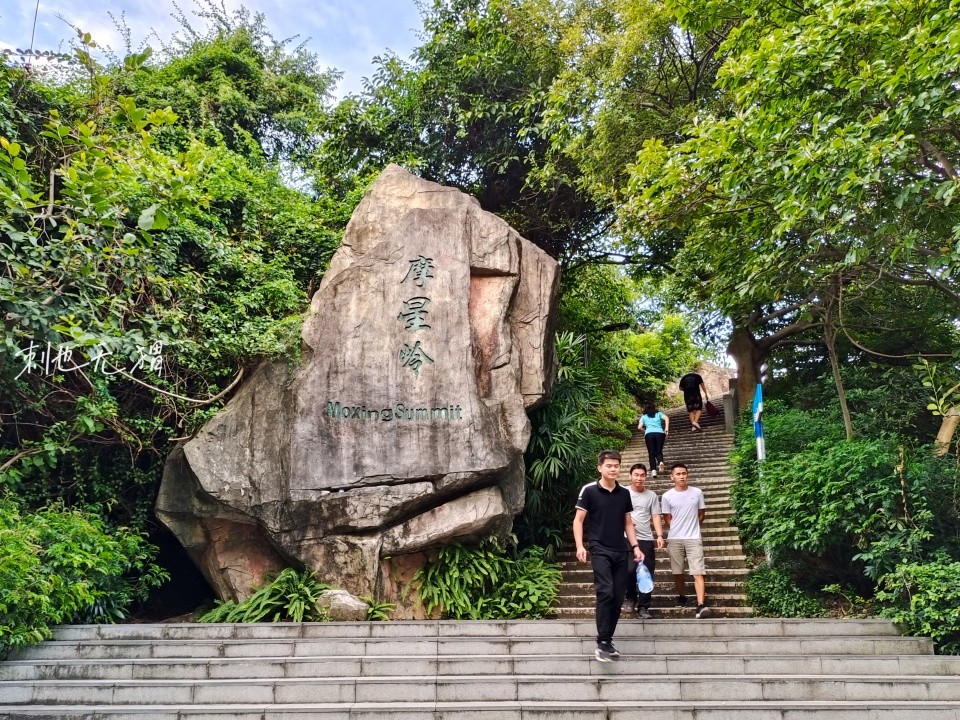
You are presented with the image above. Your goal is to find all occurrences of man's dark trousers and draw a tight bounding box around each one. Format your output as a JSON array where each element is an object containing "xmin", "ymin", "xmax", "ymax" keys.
[
  {"xmin": 625, "ymin": 539, "xmax": 656, "ymax": 609},
  {"xmin": 590, "ymin": 544, "xmax": 630, "ymax": 642}
]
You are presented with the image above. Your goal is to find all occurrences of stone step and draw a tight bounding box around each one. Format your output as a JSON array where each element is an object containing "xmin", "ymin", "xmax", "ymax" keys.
[
  {"xmin": 558, "ymin": 577, "xmax": 749, "ymax": 592},
  {"xmin": 7, "ymin": 672, "xmax": 960, "ymax": 706},
  {"xmin": 557, "ymin": 543, "xmax": 745, "ymax": 563},
  {"xmin": 552, "ymin": 606, "xmax": 757, "ymax": 620},
  {"xmin": 558, "ymin": 570, "xmax": 752, "ymax": 586},
  {"xmin": 11, "ymin": 633, "xmax": 932, "ymax": 663},
  {"xmin": 553, "ymin": 593, "xmax": 750, "ymax": 608},
  {"xmin": 42, "ymin": 619, "xmax": 908, "ymax": 642},
  {"xmin": 4, "ymin": 699, "xmax": 960, "ymax": 719},
  {"xmin": 5, "ymin": 651, "xmax": 960, "ymax": 682}
]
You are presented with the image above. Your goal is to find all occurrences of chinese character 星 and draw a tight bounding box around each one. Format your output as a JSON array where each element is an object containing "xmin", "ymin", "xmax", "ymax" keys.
[{"xmin": 397, "ymin": 296, "xmax": 432, "ymax": 331}]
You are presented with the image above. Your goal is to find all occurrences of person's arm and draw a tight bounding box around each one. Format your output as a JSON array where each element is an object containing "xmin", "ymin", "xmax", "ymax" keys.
[
  {"xmin": 573, "ymin": 508, "xmax": 588, "ymax": 563},
  {"xmin": 701, "ymin": 381, "xmax": 708, "ymax": 400},
  {"xmin": 652, "ymin": 514, "xmax": 665, "ymax": 549},
  {"xmin": 698, "ymin": 508, "xmax": 706, "ymax": 524},
  {"xmin": 625, "ymin": 514, "xmax": 644, "ymax": 563},
  {"xmin": 663, "ymin": 512, "xmax": 672, "ymax": 528},
  {"xmin": 662, "ymin": 414, "xmax": 669, "ymax": 434}
]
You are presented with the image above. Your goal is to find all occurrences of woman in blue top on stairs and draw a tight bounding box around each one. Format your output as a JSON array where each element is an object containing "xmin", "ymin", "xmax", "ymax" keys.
[{"xmin": 638, "ymin": 401, "xmax": 669, "ymax": 477}]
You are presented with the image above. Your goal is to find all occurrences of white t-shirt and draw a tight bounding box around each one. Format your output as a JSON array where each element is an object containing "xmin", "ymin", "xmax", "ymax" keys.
[
  {"xmin": 661, "ymin": 486, "xmax": 705, "ymax": 540},
  {"xmin": 628, "ymin": 488, "xmax": 661, "ymax": 541}
]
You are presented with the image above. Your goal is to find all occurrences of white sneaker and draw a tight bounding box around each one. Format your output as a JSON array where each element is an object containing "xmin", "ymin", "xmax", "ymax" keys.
[{"xmin": 650, "ymin": 469, "xmax": 657, "ymax": 477}]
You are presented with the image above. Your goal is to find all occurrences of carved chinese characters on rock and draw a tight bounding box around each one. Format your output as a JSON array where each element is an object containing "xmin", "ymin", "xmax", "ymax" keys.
[{"xmin": 398, "ymin": 255, "xmax": 436, "ymax": 376}]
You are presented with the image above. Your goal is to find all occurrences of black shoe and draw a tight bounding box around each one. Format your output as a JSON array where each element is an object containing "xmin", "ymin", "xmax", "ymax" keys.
[
  {"xmin": 695, "ymin": 604, "xmax": 712, "ymax": 619},
  {"xmin": 596, "ymin": 641, "xmax": 620, "ymax": 660},
  {"xmin": 674, "ymin": 596, "xmax": 689, "ymax": 607},
  {"xmin": 636, "ymin": 607, "xmax": 653, "ymax": 620}
]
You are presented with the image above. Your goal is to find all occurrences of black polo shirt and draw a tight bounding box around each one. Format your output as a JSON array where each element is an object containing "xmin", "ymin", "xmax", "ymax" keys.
[{"xmin": 575, "ymin": 481, "xmax": 633, "ymax": 552}]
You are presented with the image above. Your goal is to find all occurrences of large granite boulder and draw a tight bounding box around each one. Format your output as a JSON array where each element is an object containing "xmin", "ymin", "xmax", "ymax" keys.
[{"xmin": 156, "ymin": 165, "xmax": 559, "ymax": 616}]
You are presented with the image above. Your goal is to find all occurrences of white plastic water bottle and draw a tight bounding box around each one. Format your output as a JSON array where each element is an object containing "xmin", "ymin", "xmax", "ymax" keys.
[{"xmin": 636, "ymin": 563, "xmax": 654, "ymax": 594}]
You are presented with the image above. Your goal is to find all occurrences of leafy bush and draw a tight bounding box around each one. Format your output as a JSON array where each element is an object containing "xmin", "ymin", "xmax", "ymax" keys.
[
  {"xmin": 0, "ymin": 499, "xmax": 167, "ymax": 654},
  {"xmin": 413, "ymin": 540, "xmax": 561, "ymax": 619},
  {"xmin": 198, "ymin": 568, "xmax": 331, "ymax": 623},
  {"xmin": 731, "ymin": 404, "xmax": 960, "ymax": 590},
  {"xmin": 876, "ymin": 559, "xmax": 960, "ymax": 655},
  {"xmin": 746, "ymin": 564, "xmax": 825, "ymax": 618}
]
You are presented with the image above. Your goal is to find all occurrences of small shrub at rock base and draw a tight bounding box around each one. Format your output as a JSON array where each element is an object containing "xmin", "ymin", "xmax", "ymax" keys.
[
  {"xmin": 875, "ymin": 559, "xmax": 960, "ymax": 655},
  {"xmin": 413, "ymin": 539, "xmax": 561, "ymax": 619},
  {"xmin": 198, "ymin": 568, "xmax": 331, "ymax": 623},
  {"xmin": 360, "ymin": 596, "xmax": 396, "ymax": 621},
  {"xmin": 746, "ymin": 564, "xmax": 826, "ymax": 618}
]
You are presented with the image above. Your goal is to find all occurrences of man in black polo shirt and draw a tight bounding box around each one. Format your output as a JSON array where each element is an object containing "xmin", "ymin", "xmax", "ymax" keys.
[{"xmin": 573, "ymin": 449, "xmax": 645, "ymax": 661}]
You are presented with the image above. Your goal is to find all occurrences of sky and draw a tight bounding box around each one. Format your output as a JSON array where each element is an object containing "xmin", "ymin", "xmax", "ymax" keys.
[{"xmin": 0, "ymin": 0, "xmax": 424, "ymax": 96}]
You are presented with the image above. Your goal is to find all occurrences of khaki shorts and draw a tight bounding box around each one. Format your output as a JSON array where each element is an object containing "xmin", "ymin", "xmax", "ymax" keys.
[{"xmin": 667, "ymin": 538, "xmax": 706, "ymax": 575}]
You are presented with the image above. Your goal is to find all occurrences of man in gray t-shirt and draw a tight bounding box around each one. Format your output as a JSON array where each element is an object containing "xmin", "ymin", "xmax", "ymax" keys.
[
  {"xmin": 660, "ymin": 462, "xmax": 710, "ymax": 618},
  {"xmin": 625, "ymin": 464, "xmax": 665, "ymax": 619}
]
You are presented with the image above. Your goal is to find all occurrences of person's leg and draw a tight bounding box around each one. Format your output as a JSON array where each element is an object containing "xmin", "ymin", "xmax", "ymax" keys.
[
  {"xmin": 691, "ymin": 408, "xmax": 702, "ymax": 427},
  {"xmin": 637, "ymin": 540, "xmax": 655, "ymax": 612},
  {"xmin": 687, "ymin": 540, "xmax": 707, "ymax": 604},
  {"xmin": 625, "ymin": 556, "xmax": 638, "ymax": 606},
  {"xmin": 610, "ymin": 550, "xmax": 629, "ymax": 638},
  {"xmin": 693, "ymin": 575, "xmax": 706, "ymax": 604},
  {"xmin": 644, "ymin": 433, "xmax": 657, "ymax": 471},
  {"xmin": 668, "ymin": 540, "xmax": 688, "ymax": 604},
  {"xmin": 650, "ymin": 433, "xmax": 666, "ymax": 470},
  {"xmin": 590, "ymin": 548, "xmax": 618, "ymax": 643}
]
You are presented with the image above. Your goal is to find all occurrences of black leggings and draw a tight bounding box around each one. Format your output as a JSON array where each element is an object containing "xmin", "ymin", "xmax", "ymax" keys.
[{"xmin": 645, "ymin": 432, "xmax": 666, "ymax": 470}]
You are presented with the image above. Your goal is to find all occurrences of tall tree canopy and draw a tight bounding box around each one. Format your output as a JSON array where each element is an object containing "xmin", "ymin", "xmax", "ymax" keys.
[{"xmin": 619, "ymin": 0, "xmax": 960, "ymax": 411}]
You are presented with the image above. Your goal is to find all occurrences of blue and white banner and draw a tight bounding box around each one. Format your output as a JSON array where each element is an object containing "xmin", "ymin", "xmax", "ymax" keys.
[{"xmin": 752, "ymin": 382, "xmax": 765, "ymax": 462}]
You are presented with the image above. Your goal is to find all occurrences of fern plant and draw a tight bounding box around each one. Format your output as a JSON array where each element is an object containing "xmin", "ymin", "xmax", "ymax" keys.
[
  {"xmin": 412, "ymin": 538, "xmax": 561, "ymax": 620},
  {"xmin": 199, "ymin": 568, "xmax": 331, "ymax": 623}
]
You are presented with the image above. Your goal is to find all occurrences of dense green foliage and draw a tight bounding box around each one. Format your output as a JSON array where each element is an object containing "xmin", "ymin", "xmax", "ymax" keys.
[
  {"xmin": 731, "ymin": 396, "xmax": 960, "ymax": 651},
  {"xmin": 413, "ymin": 539, "xmax": 562, "ymax": 619},
  {"xmin": 0, "ymin": 18, "xmax": 345, "ymax": 519},
  {"xmin": 746, "ymin": 564, "xmax": 826, "ymax": 619},
  {"xmin": 876, "ymin": 558, "xmax": 960, "ymax": 655},
  {"xmin": 0, "ymin": 498, "xmax": 167, "ymax": 653},
  {"xmin": 198, "ymin": 568, "xmax": 333, "ymax": 623}
]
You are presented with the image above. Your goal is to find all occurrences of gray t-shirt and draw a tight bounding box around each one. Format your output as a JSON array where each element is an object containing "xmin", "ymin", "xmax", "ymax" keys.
[
  {"xmin": 661, "ymin": 486, "xmax": 705, "ymax": 540},
  {"xmin": 628, "ymin": 487, "xmax": 661, "ymax": 541}
]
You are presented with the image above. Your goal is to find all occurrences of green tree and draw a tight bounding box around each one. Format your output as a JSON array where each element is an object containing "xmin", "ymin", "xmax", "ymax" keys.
[
  {"xmin": 622, "ymin": 0, "xmax": 960, "ymax": 415},
  {"xmin": 313, "ymin": 0, "xmax": 607, "ymax": 263}
]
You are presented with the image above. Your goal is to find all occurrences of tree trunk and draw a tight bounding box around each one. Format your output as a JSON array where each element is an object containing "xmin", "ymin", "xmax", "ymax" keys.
[
  {"xmin": 727, "ymin": 326, "xmax": 766, "ymax": 411},
  {"xmin": 823, "ymin": 299, "xmax": 854, "ymax": 441},
  {"xmin": 934, "ymin": 408, "xmax": 959, "ymax": 456}
]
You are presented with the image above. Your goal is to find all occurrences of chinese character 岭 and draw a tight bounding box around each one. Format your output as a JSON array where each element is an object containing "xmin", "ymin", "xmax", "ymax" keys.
[{"xmin": 398, "ymin": 341, "xmax": 434, "ymax": 376}]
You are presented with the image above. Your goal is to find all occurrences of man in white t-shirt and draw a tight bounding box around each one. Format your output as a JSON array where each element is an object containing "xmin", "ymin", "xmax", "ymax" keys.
[{"xmin": 660, "ymin": 462, "xmax": 710, "ymax": 618}]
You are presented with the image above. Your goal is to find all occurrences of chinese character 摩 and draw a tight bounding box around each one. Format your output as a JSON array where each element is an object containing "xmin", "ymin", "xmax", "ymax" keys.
[{"xmin": 400, "ymin": 255, "xmax": 435, "ymax": 288}]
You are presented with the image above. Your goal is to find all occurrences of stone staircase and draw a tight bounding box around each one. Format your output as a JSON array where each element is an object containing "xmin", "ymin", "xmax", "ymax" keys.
[
  {"xmin": 3, "ymin": 619, "xmax": 960, "ymax": 718},
  {"xmin": 554, "ymin": 403, "xmax": 752, "ymax": 619}
]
